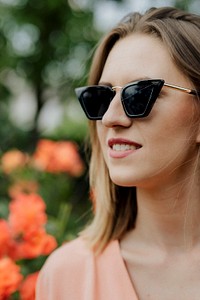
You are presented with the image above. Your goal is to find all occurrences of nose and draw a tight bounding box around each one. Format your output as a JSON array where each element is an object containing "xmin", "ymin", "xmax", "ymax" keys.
[{"xmin": 102, "ymin": 90, "xmax": 132, "ymax": 128}]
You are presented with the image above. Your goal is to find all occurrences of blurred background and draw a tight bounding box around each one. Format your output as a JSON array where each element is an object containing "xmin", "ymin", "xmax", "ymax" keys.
[
  {"xmin": 0, "ymin": 0, "xmax": 199, "ymax": 298},
  {"xmin": 0, "ymin": 0, "xmax": 199, "ymax": 148}
]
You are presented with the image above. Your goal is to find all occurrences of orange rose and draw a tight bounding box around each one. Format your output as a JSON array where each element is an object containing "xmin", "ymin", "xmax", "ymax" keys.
[
  {"xmin": 9, "ymin": 193, "xmax": 47, "ymax": 236},
  {"xmin": 0, "ymin": 220, "xmax": 11, "ymax": 258},
  {"xmin": 0, "ymin": 257, "xmax": 23, "ymax": 299},
  {"xmin": 9, "ymin": 229, "xmax": 57, "ymax": 260},
  {"xmin": 1, "ymin": 150, "xmax": 29, "ymax": 174},
  {"xmin": 51, "ymin": 141, "xmax": 85, "ymax": 176},
  {"xmin": 19, "ymin": 272, "xmax": 39, "ymax": 300},
  {"xmin": 8, "ymin": 180, "xmax": 39, "ymax": 198},
  {"xmin": 21, "ymin": 229, "xmax": 57, "ymax": 258},
  {"xmin": 32, "ymin": 139, "xmax": 56, "ymax": 171},
  {"xmin": 32, "ymin": 139, "xmax": 85, "ymax": 175}
]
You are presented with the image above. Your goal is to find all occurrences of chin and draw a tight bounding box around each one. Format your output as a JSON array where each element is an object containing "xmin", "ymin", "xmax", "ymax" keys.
[
  {"xmin": 109, "ymin": 170, "xmax": 156, "ymax": 189},
  {"xmin": 109, "ymin": 173, "xmax": 138, "ymax": 187}
]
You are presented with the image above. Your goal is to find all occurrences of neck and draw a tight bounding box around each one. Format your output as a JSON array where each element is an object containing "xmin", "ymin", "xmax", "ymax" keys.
[{"xmin": 132, "ymin": 177, "xmax": 200, "ymax": 253}]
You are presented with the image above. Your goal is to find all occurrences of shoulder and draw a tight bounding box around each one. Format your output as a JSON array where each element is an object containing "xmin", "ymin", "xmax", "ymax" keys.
[
  {"xmin": 37, "ymin": 236, "xmax": 119, "ymax": 280},
  {"xmin": 36, "ymin": 238, "xmax": 120, "ymax": 299},
  {"xmin": 41, "ymin": 237, "xmax": 92, "ymax": 273},
  {"xmin": 41, "ymin": 236, "xmax": 119, "ymax": 270},
  {"xmin": 36, "ymin": 237, "xmax": 94, "ymax": 299},
  {"xmin": 52, "ymin": 236, "xmax": 90, "ymax": 257}
]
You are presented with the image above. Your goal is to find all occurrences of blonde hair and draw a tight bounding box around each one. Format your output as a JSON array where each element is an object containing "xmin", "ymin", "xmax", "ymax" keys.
[{"xmin": 80, "ymin": 6, "xmax": 200, "ymax": 253}]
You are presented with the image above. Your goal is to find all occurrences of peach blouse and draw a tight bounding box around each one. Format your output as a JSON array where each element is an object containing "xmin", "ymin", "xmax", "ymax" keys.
[{"xmin": 36, "ymin": 237, "xmax": 139, "ymax": 300}]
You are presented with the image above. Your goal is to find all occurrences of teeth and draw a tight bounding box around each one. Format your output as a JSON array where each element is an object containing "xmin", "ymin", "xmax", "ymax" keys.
[{"xmin": 112, "ymin": 144, "xmax": 136, "ymax": 151}]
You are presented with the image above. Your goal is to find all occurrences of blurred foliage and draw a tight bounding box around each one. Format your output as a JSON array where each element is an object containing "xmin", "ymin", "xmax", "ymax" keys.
[
  {"xmin": 0, "ymin": 0, "xmax": 196, "ymax": 150},
  {"xmin": 0, "ymin": 1, "xmax": 100, "ymax": 296},
  {"xmin": 0, "ymin": 0, "xmax": 100, "ymax": 251},
  {"xmin": 174, "ymin": 0, "xmax": 199, "ymax": 11},
  {"xmin": 175, "ymin": 0, "xmax": 190, "ymax": 10},
  {"xmin": 0, "ymin": 0, "xmax": 101, "ymax": 151}
]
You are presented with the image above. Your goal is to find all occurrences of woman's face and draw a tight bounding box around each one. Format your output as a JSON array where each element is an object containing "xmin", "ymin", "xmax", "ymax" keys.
[{"xmin": 96, "ymin": 34, "xmax": 200, "ymax": 188}]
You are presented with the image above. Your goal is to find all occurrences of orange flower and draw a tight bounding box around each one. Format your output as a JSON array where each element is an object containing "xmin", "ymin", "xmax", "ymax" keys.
[
  {"xmin": 8, "ymin": 180, "xmax": 39, "ymax": 198},
  {"xmin": 21, "ymin": 229, "xmax": 57, "ymax": 259},
  {"xmin": 9, "ymin": 193, "xmax": 47, "ymax": 236},
  {"xmin": 0, "ymin": 257, "xmax": 23, "ymax": 299},
  {"xmin": 1, "ymin": 150, "xmax": 29, "ymax": 174},
  {"xmin": 0, "ymin": 220, "xmax": 11, "ymax": 258},
  {"xmin": 6, "ymin": 193, "xmax": 57, "ymax": 260},
  {"xmin": 32, "ymin": 139, "xmax": 85, "ymax": 176},
  {"xmin": 32, "ymin": 139, "xmax": 56, "ymax": 171},
  {"xmin": 52, "ymin": 141, "xmax": 85, "ymax": 176},
  {"xmin": 19, "ymin": 272, "xmax": 39, "ymax": 300},
  {"xmin": 9, "ymin": 229, "xmax": 57, "ymax": 260}
]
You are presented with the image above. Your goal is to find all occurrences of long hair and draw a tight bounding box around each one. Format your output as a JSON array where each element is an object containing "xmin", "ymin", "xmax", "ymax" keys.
[{"xmin": 80, "ymin": 6, "xmax": 200, "ymax": 253}]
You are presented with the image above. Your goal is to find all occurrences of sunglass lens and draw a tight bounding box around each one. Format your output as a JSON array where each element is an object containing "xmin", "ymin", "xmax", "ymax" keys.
[
  {"xmin": 122, "ymin": 80, "xmax": 164, "ymax": 117},
  {"xmin": 76, "ymin": 86, "xmax": 113, "ymax": 120}
]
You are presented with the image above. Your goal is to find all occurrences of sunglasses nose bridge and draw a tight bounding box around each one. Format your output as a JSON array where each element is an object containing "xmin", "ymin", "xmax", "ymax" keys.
[
  {"xmin": 112, "ymin": 86, "xmax": 123, "ymax": 93},
  {"xmin": 111, "ymin": 86, "xmax": 123, "ymax": 102},
  {"xmin": 102, "ymin": 86, "xmax": 131, "ymax": 126}
]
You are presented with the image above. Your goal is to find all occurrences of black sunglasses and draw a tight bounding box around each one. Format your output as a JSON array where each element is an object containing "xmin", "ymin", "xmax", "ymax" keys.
[{"xmin": 75, "ymin": 79, "xmax": 200, "ymax": 120}]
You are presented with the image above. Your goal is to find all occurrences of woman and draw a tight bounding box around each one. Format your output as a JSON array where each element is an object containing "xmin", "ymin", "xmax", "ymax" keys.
[{"xmin": 36, "ymin": 6, "xmax": 200, "ymax": 300}]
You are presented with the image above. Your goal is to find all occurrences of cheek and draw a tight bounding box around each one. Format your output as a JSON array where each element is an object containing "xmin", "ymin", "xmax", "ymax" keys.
[
  {"xmin": 170, "ymin": 102, "xmax": 199, "ymax": 142},
  {"xmin": 138, "ymin": 100, "xmax": 196, "ymax": 164},
  {"xmin": 156, "ymin": 96, "xmax": 198, "ymax": 134},
  {"xmin": 147, "ymin": 103, "xmax": 199, "ymax": 159}
]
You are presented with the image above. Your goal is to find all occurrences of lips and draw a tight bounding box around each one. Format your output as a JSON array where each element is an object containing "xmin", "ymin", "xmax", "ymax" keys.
[
  {"xmin": 108, "ymin": 138, "xmax": 142, "ymax": 158},
  {"xmin": 108, "ymin": 138, "xmax": 142, "ymax": 150}
]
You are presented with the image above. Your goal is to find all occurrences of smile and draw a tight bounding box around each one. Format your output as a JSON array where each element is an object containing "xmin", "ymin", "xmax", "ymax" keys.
[
  {"xmin": 108, "ymin": 138, "xmax": 142, "ymax": 158},
  {"xmin": 112, "ymin": 144, "xmax": 139, "ymax": 151}
]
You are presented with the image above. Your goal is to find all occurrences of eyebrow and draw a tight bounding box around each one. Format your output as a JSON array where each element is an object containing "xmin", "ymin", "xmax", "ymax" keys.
[
  {"xmin": 98, "ymin": 76, "xmax": 151, "ymax": 86},
  {"xmin": 98, "ymin": 81, "xmax": 112, "ymax": 87}
]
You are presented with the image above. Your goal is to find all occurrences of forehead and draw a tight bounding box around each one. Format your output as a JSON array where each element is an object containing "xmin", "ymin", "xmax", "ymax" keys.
[{"xmin": 99, "ymin": 34, "xmax": 189, "ymax": 86}]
